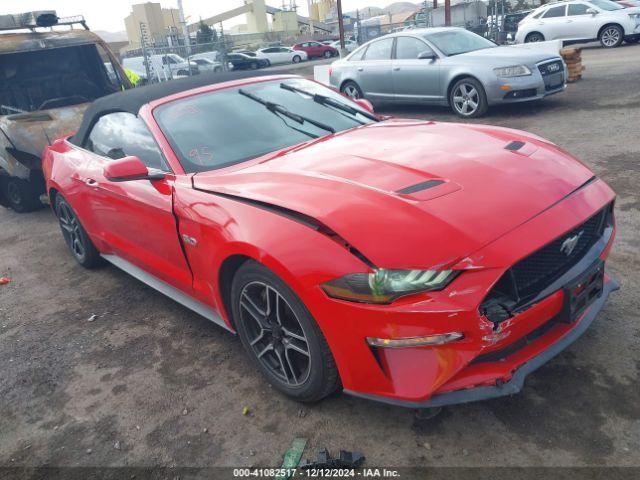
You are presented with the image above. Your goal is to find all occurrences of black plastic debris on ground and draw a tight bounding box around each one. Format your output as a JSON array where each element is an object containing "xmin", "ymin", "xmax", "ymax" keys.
[{"xmin": 299, "ymin": 448, "xmax": 365, "ymax": 469}]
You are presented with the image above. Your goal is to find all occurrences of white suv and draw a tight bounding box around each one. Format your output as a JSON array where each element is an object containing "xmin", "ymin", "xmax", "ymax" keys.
[{"xmin": 515, "ymin": 0, "xmax": 640, "ymax": 48}]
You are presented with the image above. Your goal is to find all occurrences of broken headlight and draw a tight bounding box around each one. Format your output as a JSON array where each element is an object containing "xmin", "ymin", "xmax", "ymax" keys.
[{"xmin": 321, "ymin": 269, "xmax": 457, "ymax": 304}]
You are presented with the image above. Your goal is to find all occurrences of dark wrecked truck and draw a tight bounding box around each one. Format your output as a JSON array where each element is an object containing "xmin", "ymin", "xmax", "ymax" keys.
[{"xmin": 0, "ymin": 11, "xmax": 131, "ymax": 212}]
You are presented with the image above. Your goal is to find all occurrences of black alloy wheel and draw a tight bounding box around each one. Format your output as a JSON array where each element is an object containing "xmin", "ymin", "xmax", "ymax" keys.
[
  {"xmin": 232, "ymin": 261, "xmax": 340, "ymax": 402},
  {"xmin": 55, "ymin": 195, "xmax": 101, "ymax": 268}
]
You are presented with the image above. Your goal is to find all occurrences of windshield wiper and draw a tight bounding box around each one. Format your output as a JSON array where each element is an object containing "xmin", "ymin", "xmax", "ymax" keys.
[
  {"xmin": 280, "ymin": 82, "xmax": 379, "ymax": 122},
  {"xmin": 238, "ymin": 88, "xmax": 336, "ymax": 135}
]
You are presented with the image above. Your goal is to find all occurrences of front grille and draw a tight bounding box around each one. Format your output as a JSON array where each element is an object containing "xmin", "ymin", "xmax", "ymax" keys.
[
  {"xmin": 480, "ymin": 202, "xmax": 613, "ymax": 324},
  {"xmin": 538, "ymin": 60, "xmax": 563, "ymax": 77},
  {"xmin": 512, "ymin": 208, "xmax": 606, "ymax": 298},
  {"xmin": 538, "ymin": 60, "xmax": 565, "ymax": 91}
]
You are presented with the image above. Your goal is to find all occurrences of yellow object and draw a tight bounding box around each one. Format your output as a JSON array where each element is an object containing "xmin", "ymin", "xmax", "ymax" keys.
[
  {"xmin": 125, "ymin": 68, "xmax": 141, "ymax": 87},
  {"xmin": 500, "ymin": 84, "xmax": 511, "ymax": 91},
  {"xmin": 242, "ymin": 406, "xmax": 250, "ymax": 415}
]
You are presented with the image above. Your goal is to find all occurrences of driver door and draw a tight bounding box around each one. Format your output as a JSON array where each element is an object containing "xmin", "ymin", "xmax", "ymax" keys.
[
  {"xmin": 564, "ymin": 2, "xmax": 599, "ymax": 40},
  {"xmin": 80, "ymin": 112, "xmax": 193, "ymax": 292}
]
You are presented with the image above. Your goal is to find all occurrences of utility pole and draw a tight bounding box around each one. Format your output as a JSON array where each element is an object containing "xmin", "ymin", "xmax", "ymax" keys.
[
  {"xmin": 445, "ymin": 0, "xmax": 451, "ymax": 26},
  {"xmin": 336, "ymin": 0, "xmax": 346, "ymax": 54},
  {"xmin": 177, "ymin": 0, "xmax": 190, "ymax": 52},
  {"xmin": 306, "ymin": 0, "xmax": 314, "ymax": 35}
]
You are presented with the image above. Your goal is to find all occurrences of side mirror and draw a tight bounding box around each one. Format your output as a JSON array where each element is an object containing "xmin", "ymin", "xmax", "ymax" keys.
[
  {"xmin": 354, "ymin": 98, "xmax": 374, "ymax": 113},
  {"xmin": 418, "ymin": 51, "xmax": 437, "ymax": 61},
  {"xmin": 103, "ymin": 156, "xmax": 164, "ymax": 182},
  {"xmin": 586, "ymin": 8, "xmax": 598, "ymax": 15}
]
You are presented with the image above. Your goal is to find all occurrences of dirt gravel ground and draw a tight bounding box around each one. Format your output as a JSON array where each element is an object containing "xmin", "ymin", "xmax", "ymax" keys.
[{"xmin": 0, "ymin": 45, "xmax": 639, "ymax": 474}]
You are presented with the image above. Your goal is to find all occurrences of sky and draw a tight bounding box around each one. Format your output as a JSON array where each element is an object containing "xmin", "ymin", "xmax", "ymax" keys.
[{"xmin": 1, "ymin": 0, "xmax": 402, "ymax": 32}]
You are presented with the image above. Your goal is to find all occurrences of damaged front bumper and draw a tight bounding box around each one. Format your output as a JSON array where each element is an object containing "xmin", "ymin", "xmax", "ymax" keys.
[{"xmin": 345, "ymin": 273, "xmax": 619, "ymax": 409}]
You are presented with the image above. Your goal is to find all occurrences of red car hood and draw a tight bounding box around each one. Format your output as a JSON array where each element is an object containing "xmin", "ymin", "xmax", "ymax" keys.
[{"xmin": 193, "ymin": 119, "xmax": 594, "ymax": 269}]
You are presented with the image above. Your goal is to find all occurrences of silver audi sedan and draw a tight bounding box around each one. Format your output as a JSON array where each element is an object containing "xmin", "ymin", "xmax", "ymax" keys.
[{"xmin": 329, "ymin": 27, "xmax": 567, "ymax": 117}]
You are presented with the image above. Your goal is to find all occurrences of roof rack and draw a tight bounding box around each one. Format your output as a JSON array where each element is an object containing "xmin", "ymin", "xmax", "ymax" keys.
[{"xmin": 0, "ymin": 11, "xmax": 89, "ymax": 32}]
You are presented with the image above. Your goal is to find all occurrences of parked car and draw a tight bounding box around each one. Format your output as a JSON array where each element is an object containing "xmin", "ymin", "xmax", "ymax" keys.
[
  {"xmin": 226, "ymin": 53, "xmax": 270, "ymax": 70},
  {"xmin": 44, "ymin": 72, "xmax": 618, "ymax": 409},
  {"xmin": 191, "ymin": 57, "xmax": 223, "ymax": 73},
  {"xmin": 154, "ymin": 53, "xmax": 199, "ymax": 76},
  {"xmin": 293, "ymin": 41, "xmax": 339, "ymax": 58},
  {"xmin": 515, "ymin": 0, "xmax": 640, "ymax": 48},
  {"xmin": 330, "ymin": 28, "xmax": 567, "ymax": 117},
  {"xmin": 123, "ymin": 54, "xmax": 198, "ymax": 82},
  {"xmin": 0, "ymin": 10, "xmax": 131, "ymax": 212},
  {"xmin": 329, "ymin": 39, "xmax": 358, "ymax": 53},
  {"xmin": 256, "ymin": 46, "xmax": 308, "ymax": 64}
]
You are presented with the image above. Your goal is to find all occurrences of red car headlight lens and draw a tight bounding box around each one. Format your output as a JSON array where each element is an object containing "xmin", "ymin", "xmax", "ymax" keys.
[{"xmin": 321, "ymin": 269, "xmax": 457, "ymax": 304}]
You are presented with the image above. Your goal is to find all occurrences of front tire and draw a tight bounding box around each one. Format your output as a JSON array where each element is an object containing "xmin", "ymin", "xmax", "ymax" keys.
[
  {"xmin": 231, "ymin": 261, "xmax": 340, "ymax": 402},
  {"xmin": 250, "ymin": 62, "xmax": 258, "ymax": 70},
  {"xmin": 0, "ymin": 176, "xmax": 43, "ymax": 213},
  {"xmin": 449, "ymin": 77, "xmax": 488, "ymax": 118},
  {"xmin": 599, "ymin": 25, "xmax": 624, "ymax": 48},
  {"xmin": 292, "ymin": 55, "xmax": 301, "ymax": 63},
  {"xmin": 55, "ymin": 195, "xmax": 102, "ymax": 269},
  {"xmin": 324, "ymin": 50, "xmax": 332, "ymax": 59},
  {"xmin": 340, "ymin": 80, "xmax": 364, "ymax": 100}
]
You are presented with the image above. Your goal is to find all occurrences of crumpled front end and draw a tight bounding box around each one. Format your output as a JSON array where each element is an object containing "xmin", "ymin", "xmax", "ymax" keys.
[{"xmin": 322, "ymin": 178, "xmax": 617, "ymax": 407}]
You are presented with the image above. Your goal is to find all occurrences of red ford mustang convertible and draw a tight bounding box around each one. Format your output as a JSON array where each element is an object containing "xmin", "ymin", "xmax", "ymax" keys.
[{"xmin": 43, "ymin": 72, "xmax": 618, "ymax": 408}]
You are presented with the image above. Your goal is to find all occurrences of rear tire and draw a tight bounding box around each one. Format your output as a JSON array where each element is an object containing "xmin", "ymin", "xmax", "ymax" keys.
[
  {"xmin": 449, "ymin": 77, "xmax": 488, "ymax": 118},
  {"xmin": 0, "ymin": 176, "xmax": 43, "ymax": 213},
  {"xmin": 525, "ymin": 32, "xmax": 545, "ymax": 43},
  {"xmin": 55, "ymin": 195, "xmax": 102, "ymax": 269},
  {"xmin": 250, "ymin": 62, "xmax": 258, "ymax": 70},
  {"xmin": 324, "ymin": 50, "xmax": 332, "ymax": 58},
  {"xmin": 599, "ymin": 24, "xmax": 624, "ymax": 48},
  {"xmin": 340, "ymin": 80, "xmax": 364, "ymax": 100},
  {"xmin": 231, "ymin": 260, "xmax": 340, "ymax": 403}
]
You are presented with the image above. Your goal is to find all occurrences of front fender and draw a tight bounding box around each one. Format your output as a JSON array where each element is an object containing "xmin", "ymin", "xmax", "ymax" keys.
[{"xmin": 173, "ymin": 184, "xmax": 370, "ymax": 337}]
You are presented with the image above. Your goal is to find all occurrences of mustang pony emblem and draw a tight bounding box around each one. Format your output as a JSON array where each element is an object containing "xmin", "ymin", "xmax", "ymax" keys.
[{"xmin": 560, "ymin": 231, "xmax": 583, "ymax": 256}]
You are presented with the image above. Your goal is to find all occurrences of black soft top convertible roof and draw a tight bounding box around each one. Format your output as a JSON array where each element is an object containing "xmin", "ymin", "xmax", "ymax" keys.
[{"xmin": 70, "ymin": 71, "xmax": 271, "ymax": 146}]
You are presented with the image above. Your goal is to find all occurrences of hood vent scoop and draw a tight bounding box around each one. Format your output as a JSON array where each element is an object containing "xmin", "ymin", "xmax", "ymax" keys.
[
  {"xmin": 397, "ymin": 179, "xmax": 445, "ymax": 195},
  {"xmin": 505, "ymin": 141, "xmax": 526, "ymax": 151}
]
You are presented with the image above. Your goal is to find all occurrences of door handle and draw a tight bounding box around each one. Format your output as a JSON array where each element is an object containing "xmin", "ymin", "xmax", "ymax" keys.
[
  {"xmin": 393, "ymin": 66, "xmax": 400, "ymax": 71},
  {"xmin": 85, "ymin": 179, "xmax": 98, "ymax": 187},
  {"xmin": 357, "ymin": 67, "xmax": 363, "ymax": 71}
]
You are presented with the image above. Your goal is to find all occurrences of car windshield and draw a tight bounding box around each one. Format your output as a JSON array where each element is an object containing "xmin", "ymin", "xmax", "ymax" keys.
[
  {"xmin": 588, "ymin": 0, "xmax": 624, "ymax": 9},
  {"xmin": 424, "ymin": 30, "xmax": 496, "ymax": 56},
  {"xmin": 155, "ymin": 78, "xmax": 376, "ymax": 173}
]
